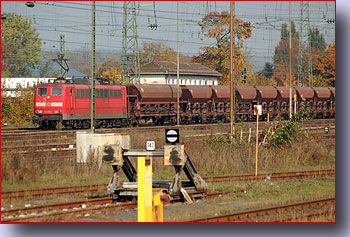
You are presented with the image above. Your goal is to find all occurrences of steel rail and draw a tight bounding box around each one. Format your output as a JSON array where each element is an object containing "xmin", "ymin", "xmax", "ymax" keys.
[
  {"xmin": 190, "ymin": 197, "xmax": 335, "ymax": 222},
  {"xmin": 1, "ymin": 184, "xmax": 106, "ymax": 200},
  {"xmin": 1, "ymin": 189, "xmax": 245, "ymax": 222},
  {"xmin": 2, "ymin": 169, "xmax": 334, "ymax": 201}
]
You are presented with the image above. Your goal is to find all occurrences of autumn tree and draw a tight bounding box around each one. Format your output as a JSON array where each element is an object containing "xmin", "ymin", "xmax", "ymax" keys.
[
  {"xmin": 1, "ymin": 87, "xmax": 35, "ymax": 125},
  {"xmin": 192, "ymin": 11, "xmax": 253, "ymax": 85},
  {"xmin": 100, "ymin": 68, "xmax": 123, "ymax": 84},
  {"xmin": 97, "ymin": 56, "xmax": 122, "ymax": 77},
  {"xmin": 139, "ymin": 42, "xmax": 190, "ymax": 65},
  {"xmin": 313, "ymin": 41, "xmax": 335, "ymax": 87},
  {"xmin": 1, "ymin": 13, "xmax": 42, "ymax": 77}
]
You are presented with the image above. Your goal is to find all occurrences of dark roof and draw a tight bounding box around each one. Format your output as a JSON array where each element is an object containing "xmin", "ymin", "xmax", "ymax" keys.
[{"xmin": 139, "ymin": 61, "xmax": 222, "ymax": 77}]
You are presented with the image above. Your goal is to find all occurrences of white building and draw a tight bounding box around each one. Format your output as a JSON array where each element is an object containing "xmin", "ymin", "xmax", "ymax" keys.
[
  {"xmin": 1, "ymin": 77, "xmax": 55, "ymax": 98},
  {"xmin": 134, "ymin": 61, "xmax": 222, "ymax": 85}
]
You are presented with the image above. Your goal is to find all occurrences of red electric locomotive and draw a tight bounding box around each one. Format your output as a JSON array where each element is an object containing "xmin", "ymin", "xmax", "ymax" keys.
[{"xmin": 32, "ymin": 78, "xmax": 128, "ymax": 129}]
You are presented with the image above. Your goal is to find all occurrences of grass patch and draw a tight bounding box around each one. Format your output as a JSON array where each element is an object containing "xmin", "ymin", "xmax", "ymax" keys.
[
  {"xmin": 1, "ymin": 123, "xmax": 335, "ymax": 192},
  {"xmin": 167, "ymin": 179, "xmax": 335, "ymax": 222}
]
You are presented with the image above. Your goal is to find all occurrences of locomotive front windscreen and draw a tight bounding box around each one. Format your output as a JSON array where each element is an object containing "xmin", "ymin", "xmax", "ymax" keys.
[
  {"xmin": 51, "ymin": 87, "xmax": 63, "ymax": 96},
  {"xmin": 37, "ymin": 87, "xmax": 63, "ymax": 96},
  {"xmin": 37, "ymin": 87, "xmax": 48, "ymax": 96}
]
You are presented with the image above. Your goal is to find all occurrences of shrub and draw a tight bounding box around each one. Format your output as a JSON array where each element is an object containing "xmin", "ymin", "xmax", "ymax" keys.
[{"xmin": 261, "ymin": 109, "xmax": 309, "ymax": 147}]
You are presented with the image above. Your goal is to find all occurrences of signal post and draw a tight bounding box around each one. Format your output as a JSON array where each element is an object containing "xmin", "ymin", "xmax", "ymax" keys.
[{"xmin": 254, "ymin": 105, "xmax": 262, "ymax": 176}]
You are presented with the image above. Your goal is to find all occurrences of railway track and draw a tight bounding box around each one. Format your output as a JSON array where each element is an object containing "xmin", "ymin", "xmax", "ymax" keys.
[
  {"xmin": 203, "ymin": 169, "xmax": 335, "ymax": 183},
  {"xmin": 190, "ymin": 197, "xmax": 335, "ymax": 222},
  {"xmin": 0, "ymin": 189, "xmax": 250, "ymax": 222},
  {"xmin": 2, "ymin": 169, "xmax": 334, "ymax": 201},
  {"xmin": 1, "ymin": 196, "xmax": 122, "ymax": 222},
  {"xmin": 1, "ymin": 119, "xmax": 335, "ymax": 162},
  {"xmin": 1, "ymin": 191, "xmax": 335, "ymax": 222},
  {"xmin": 1, "ymin": 184, "xmax": 106, "ymax": 201},
  {"xmin": 1, "ymin": 119, "xmax": 335, "ymax": 138}
]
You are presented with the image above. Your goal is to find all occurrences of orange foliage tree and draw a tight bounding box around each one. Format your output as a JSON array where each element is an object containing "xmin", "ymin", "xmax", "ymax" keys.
[
  {"xmin": 100, "ymin": 68, "xmax": 123, "ymax": 84},
  {"xmin": 97, "ymin": 56, "xmax": 122, "ymax": 77},
  {"xmin": 1, "ymin": 87, "xmax": 35, "ymax": 125},
  {"xmin": 139, "ymin": 42, "xmax": 190, "ymax": 65},
  {"xmin": 313, "ymin": 41, "xmax": 335, "ymax": 87},
  {"xmin": 191, "ymin": 11, "xmax": 253, "ymax": 85}
]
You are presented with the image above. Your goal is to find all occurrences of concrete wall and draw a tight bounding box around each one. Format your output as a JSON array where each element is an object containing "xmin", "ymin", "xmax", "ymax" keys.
[
  {"xmin": 139, "ymin": 75, "xmax": 167, "ymax": 84},
  {"xmin": 76, "ymin": 131, "xmax": 130, "ymax": 163}
]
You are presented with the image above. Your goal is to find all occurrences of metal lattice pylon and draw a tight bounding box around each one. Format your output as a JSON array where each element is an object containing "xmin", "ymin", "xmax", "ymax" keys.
[
  {"xmin": 122, "ymin": 1, "xmax": 140, "ymax": 83},
  {"xmin": 297, "ymin": 1, "xmax": 312, "ymax": 86}
]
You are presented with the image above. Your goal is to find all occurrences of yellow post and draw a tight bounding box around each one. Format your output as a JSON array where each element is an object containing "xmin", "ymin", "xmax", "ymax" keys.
[
  {"xmin": 255, "ymin": 114, "xmax": 259, "ymax": 176},
  {"xmin": 294, "ymin": 93, "xmax": 297, "ymax": 115},
  {"xmin": 152, "ymin": 188, "xmax": 163, "ymax": 222},
  {"xmin": 138, "ymin": 156, "xmax": 153, "ymax": 222},
  {"xmin": 267, "ymin": 113, "xmax": 270, "ymax": 122}
]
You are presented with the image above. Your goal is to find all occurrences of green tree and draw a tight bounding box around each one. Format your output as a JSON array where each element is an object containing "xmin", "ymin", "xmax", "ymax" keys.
[
  {"xmin": 309, "ymin": 27, "xmax": 326, "ymax": 52},
  {"xmin": 37, "ymin": 60, "xmax": 60, "ymax": 78},
  {"xmin": 280, "ymin": 22, "xmax": 299, "ymax": 39},
  {"xmin": 261, "ymin": 62, "xmax": 274, "ymax": 78},
  {"xmin": 273, "ymin": 21, "xmax": 300, "ymax": 86},
  {"xmin": 1, "ymin": 13, "xmax": 42, "ymax": 77}
]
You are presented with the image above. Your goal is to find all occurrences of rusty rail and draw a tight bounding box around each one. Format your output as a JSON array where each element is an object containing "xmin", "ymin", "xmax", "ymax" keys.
[
  {"xmin": 1, "ymin": 184, "xmax": 106, "ymax": 200},
  {"xmin": 190, "ymin": 197, "xmax": 335, "ymax": 222},
  {"xmin": 2, "ymin": 169, "xmax": 334, "ymax": 201}
]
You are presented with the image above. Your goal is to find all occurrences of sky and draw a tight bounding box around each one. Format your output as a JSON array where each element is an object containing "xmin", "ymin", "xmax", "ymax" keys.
[{"xmin": 1, "ymin": 1, "xmax": 335, "ymax": 71}]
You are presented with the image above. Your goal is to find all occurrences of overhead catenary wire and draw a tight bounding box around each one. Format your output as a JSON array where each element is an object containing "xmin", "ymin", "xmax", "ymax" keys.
[{"xmin": 1, "ymin": 1, "xmax": 335, "ymax": 69}]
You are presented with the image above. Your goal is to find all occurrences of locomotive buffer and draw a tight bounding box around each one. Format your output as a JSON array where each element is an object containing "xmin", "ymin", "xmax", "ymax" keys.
[{"xmin": 101, "ymin": 129, "xmax": 207, "ymax": 201}]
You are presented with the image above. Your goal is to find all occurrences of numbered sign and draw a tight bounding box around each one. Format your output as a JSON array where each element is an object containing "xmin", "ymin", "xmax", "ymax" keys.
[{"xmin": 146, "ymin": 141, "xmax": 155, "ymax": 151}]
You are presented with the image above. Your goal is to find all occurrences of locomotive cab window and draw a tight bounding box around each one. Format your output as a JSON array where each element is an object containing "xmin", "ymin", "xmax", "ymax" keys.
[
  {"xmin": 51, "ymin": 87, "xmax": 63, "ymax": 96},
  {"xmin": 37, "ymin": 87, "xmax": 48, "ymax": 96}
]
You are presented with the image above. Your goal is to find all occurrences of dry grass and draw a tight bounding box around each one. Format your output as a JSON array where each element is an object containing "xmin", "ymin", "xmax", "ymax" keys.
[
  {"xmin": 1, "ymin": 125, "xmax": 335, "ymax": 192},
  {"xmin": 186, "ymin": 136, "xmax": 334, "ymax": 177},
  {"xmin": 1, "ymin": 152, "xmax": 111, "ymax": 192}
]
